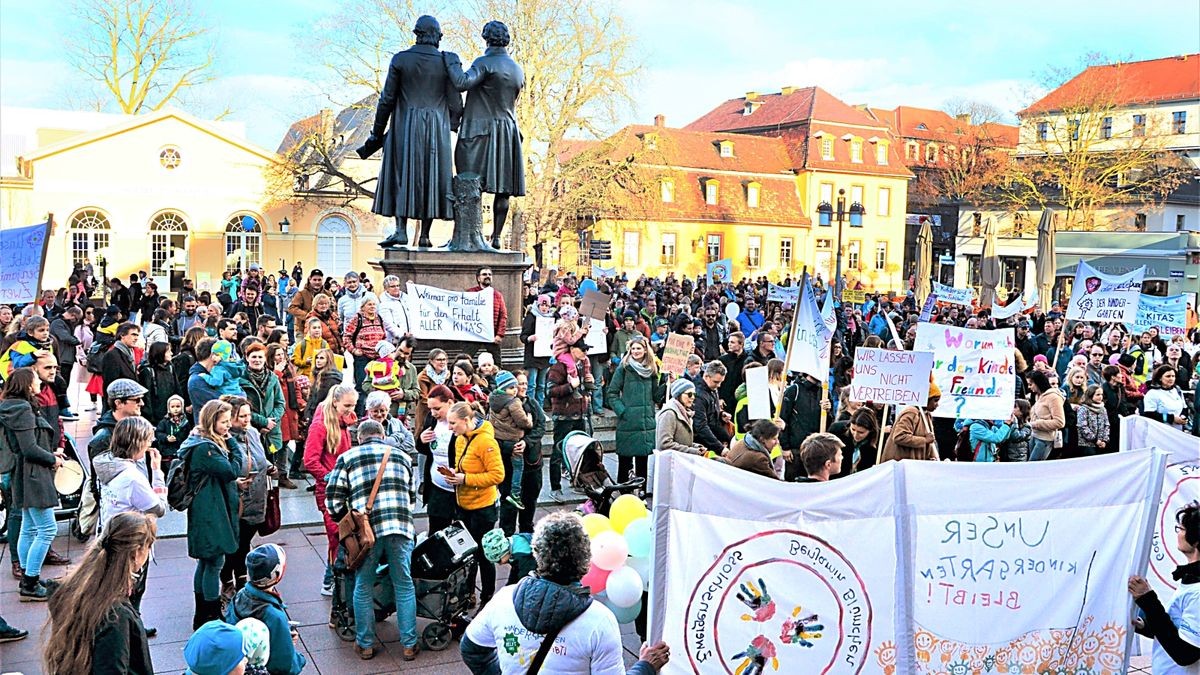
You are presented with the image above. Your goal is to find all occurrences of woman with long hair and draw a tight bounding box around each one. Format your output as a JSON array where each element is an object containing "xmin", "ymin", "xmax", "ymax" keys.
[
  {"xmin": 268, "ymin": 343, "xmax": 302, "ymax": 482},
  {"xmin": 451, "ymin": 359, "xmax": 488, "ymax": 411},
  {"xmin": 219, "ymin": 395, "xmax": 276, "ymax": 602},
  {"xmin": 414, "ymin": 348, "xmax": 451, "ymax": 432},
  {"xmin": 304, "ymin": 348, "xmax": 343, "ymax": 423},
  {"xmin": 305, "ymin": 293, "xmax": 342, "ymax": 354},
  {"xmin": 43, "ymin": 512, "xmax": 158, "ymax": 675},
  {"xmin": 446, "ymin": 401, "xmax": 504, "ymax": 608},
  {"xmin": 172, "ymin": 325, "xmax": 208, "ymax": 408},
  {"xmin": 0, "ymin": 368, "xmax": 62, "ymax": 601},
  {"xmin": 1027, "ymin": 370, "xmax": 1065, "ymax": 461},
  {"xmin": 137, "ymin": 341, "xmax": 177, "ymax": 426},
  {"xmin": 417, "ymin": 385, "xmax": 459, "ymax": 533},
  {"xmin": 607, "ymin": 335, "xmax": 665, "ymax": 483},
  {"xmin": 832, "ymin": 407, "xmax": 879, "ymax": 476},
  {"xmin": 1143, "ymin": 363, "xmax": 1190, "ymax": 431},
  {"xmin": 304, "ymin": 383, "xmax": 358, "ymax": 595},
  {"xmin": 181, "ymin": 399, "xmax": 244, "ymax": 628}
]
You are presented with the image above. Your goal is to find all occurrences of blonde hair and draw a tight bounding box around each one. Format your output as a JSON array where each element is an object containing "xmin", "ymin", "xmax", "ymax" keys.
[
  {"xmin": 622, "ymin": 335, "xmax": 658, "ymax": 377},
  {"xmin": 196, "ymin": 400, "xmax": 232, "ymax": 454},
  {"xmin": 320, "ymin": 384, "xmax": 358, "ymax": 455},
  {"xmin": 108, "ymin": 417, "xmax": 155, "ymax": 459},
  {"xmin": 312, "ymin": 348, "xmax": 340, "ymax": 380}
]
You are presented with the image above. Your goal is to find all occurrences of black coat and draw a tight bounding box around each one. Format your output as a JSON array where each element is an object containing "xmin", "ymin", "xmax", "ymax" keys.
[
  {"xmin": 445, "ymin": 46, "xmax": 526, "ymax": 196},
  {"xmin": 137, "ymin": 361, "xmax": 178, "ymax": 426},
  {"xmin": 100, "ymin": 344, "xmax": 138, "ymax": 390},
  {"xmin": 91, "ymin": 600, "xmax": 154, "ymax": 675},
  {"xmin": 693, "ymin": 379, "xmax": 729, "ymax": 453},
  {"xmin": 0, "ymin": 399, "xmax": 59, "ymax": 509},
  {"xmin": 50, "ymin": 317, "xmax": 81, "ymax": 365}
]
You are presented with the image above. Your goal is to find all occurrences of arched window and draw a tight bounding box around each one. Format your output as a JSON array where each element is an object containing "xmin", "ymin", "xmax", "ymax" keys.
[
  {"xmin": 150, "ymin": 211, "xmax": 189, "ymax": 288},
  {"xmin": 68, "ymin": 209, "xmax": 111, "ymax": 269},
  {"xmin": 316, "ymin": 215, "xmax": 354, "ymax": 279},
  {"xmin": 224, "ymin": 214, "xmax": 262, "ymax": 274}
]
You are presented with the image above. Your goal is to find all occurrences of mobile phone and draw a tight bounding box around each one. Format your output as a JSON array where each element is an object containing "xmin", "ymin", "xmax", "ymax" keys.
[{"xmin": 437, "ymin": 465, "xmax": 456, "ymax": 478}]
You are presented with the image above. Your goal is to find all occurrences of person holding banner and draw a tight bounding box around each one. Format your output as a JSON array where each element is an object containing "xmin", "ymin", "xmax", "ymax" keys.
[
  {"xmin": 1129, "ymin": 502, "xmax": 1200, "ymax": 673},
  {"xmin": 830, "ymin": 407, "xmax": 878, "ymax": 476},
  {"xmin": 779, "ymin": 374, "xmax": 831, "ymax": 480},
  {"xmin": 879, "ymin": 382, "xmax": 941, "ymax": 463}
]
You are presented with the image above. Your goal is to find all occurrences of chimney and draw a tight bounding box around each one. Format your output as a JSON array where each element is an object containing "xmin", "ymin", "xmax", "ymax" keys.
[
  {"xmin": 745, "ymin": 91, "xmax": 760, "ymax": 101},
  {"xmin": 319, "ymin": 108, "xmax": 334, "ymax": 138},
  {"xmin": 780, "ymin": 85, "xmax": 799, "ymax": 95},
  {"xmin": 956, "ymin": 113, "xmax": 972, "ymax": 124},
  {"xmin": 654, "ymin": 114, "xmax": 665, "ymax": 127}
]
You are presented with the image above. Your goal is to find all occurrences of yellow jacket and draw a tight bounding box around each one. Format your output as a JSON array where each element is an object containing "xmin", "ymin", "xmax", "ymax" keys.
[
  {"xmin": 292, "ymin": 336, "xmax": 329, "ymax": 379},
  {"xmin": 452, "ymin": 419, "xmax": 504, "ymax": 511}
]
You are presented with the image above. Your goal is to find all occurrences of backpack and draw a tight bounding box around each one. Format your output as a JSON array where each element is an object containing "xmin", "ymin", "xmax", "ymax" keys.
[
  {"xmin": 86, "ymin": 339, "xmax": 112, "ymax": 374},
  {"xmin": 166, "ymin": 445, "xmax": 205, "ymax": 511},
  {"xmin": 952, "ymin": 424, "xmax": 977, "ymax": 462}
]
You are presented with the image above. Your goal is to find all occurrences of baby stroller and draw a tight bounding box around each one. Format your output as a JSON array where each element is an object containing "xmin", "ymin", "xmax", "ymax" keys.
[
  {"xmin": 371, "ymin": 522, "xmax": 477, "ymax": 650},
  {"xmin": 561, "ymin": 430, "xmax": 644, "ymax": 517}
]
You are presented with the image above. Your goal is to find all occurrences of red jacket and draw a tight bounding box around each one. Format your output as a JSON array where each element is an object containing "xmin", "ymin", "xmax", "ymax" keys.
[
  {"xmin": 468, "ymin": 285, "xmax": 508, "ymax": 339},
  {"xmin": 303, "ymin": 405, "xmax": 354, "ymax": 480}
]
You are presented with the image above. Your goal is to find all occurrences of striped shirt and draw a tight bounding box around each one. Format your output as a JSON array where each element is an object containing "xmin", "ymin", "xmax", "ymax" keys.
[{"xmin": 324, "ymin": 441, "xmax": 417, "ymax": 541}]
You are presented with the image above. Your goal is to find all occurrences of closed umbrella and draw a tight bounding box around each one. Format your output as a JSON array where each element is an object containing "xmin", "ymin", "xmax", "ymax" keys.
[
  {"xmin": 979, "ymin": 217, "xmax": 1001, "ymax": 307},
  {"xmin": 1035, "ymin": 209, "xmax": 1056, "ymax": 311},
  {"xmin": 915, "ymin": 218, "xmax": 933, "ymax": 304}
]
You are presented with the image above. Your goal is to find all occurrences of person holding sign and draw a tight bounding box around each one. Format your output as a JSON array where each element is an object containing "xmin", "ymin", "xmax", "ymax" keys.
[
  {"xmin": 879, "ymin": 382, "xmax": 941, "ymax": 463},
  {"xmin": 1129, "ymin": 502, "xmax": 1200, "ymax": 673},
  {"xmin": 1142, "ymin": 364, "xmax": 1190, "ymax": 432},
  {"xmin": 607, "ymin": 336, "xmax": 665, "ymax": 484}
]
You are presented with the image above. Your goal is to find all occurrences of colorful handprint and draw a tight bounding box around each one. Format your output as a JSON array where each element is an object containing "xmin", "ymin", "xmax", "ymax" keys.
[
  {"xmin": 779, "ymin": 606, "xmax": 825, "ymax": 648},
  {"xmin": 736, "ymin": 578, "xmax": 777, "ymax": 622},
  {"xmin": 731, "ymin": 635, "xmax": 779, "ymax": 675}
]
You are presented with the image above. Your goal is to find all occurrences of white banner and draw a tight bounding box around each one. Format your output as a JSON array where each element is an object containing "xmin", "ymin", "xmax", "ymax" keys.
[
  {"xmin": 649, "ymin": 450, "xmax": 1166, "ymax": 675},
  {"xmin": 1065, "ymin": 260, "xmax": 1145, "ymax": 323},
  {"xmin": 849, "ymin": 348, "xmax": 933, "ymax": 405},
  {"xmin": 786, "ymin": 279, "xmax": 833, "ymax": 378},
  {"xmin": 933, "ymin": 281, "xmax": 976, "ymax": 307},
  {"xmin": 1133, "ymin": 293, "xmax": 1187, "ymax": 337},
  {"xmin": 767, "ymin": 283, "xmax": 800, "ymax": 304},
  {"xmin": 404, "ymin": 282, "xmax": 494, "ymax": 343},
  {"xmin": 914, "ymin": 322, "xmax": 1016, "ymax": 420},
  {"xmin": 817, "ymin": 293, "xmax": 838, "ymax": 364},
  {"xmin": 990, "ymin": 296, "xmax": 1024, "ymax": 320}
]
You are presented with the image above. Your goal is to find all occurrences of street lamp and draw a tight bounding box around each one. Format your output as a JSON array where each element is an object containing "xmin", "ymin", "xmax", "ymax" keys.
[{"xmin": 816, "ymin": 188, "xmax": 865, "ymax": 298}]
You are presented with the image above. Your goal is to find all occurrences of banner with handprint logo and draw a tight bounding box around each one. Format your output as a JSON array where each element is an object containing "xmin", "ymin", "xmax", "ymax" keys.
[{"xmin": 1065, "ymin": 260, "xmax": 1145, "ymax": 324}]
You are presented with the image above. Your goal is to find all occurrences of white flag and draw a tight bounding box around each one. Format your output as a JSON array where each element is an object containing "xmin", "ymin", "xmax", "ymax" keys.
[
  {"xmin": 787, "ymin": 279, "xmax": 832, "ymax": 378},
  {"xmin": 991, "ymin": 296, "xmax": 1024, "ymax": 320}
]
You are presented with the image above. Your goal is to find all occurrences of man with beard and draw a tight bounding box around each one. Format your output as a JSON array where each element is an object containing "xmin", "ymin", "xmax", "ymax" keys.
[
  {"xmin": 225, "ymin": 284, "xmax": 265, "ymax": 328},
  {"xmin": 172, "ymin": 296, "xmax": 203, "ymax": 340},
  {"xmin": 467, "ymin": 268, "xmax": 508, "ymax": 362},
  {"xmin": 287, "ymin": 268, "xmax": 326, "ymax": 326},
  {"xmin": 718, "ymin": 332, "xmax": 749, "ymax": 413},
  {"xmin": 699, "ymin": 306, "xmax": 727, "ymax": 362}
]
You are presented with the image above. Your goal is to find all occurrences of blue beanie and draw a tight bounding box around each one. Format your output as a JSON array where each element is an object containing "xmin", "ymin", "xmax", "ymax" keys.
[
  {"xmin": 184, "ymin": 620, "xmax": 246, "ymax": 675},
  {"xmin": 494, "ymin": 370, "xmax": 518, "ymax": 392},
  {"xmin": 670, "ymin": 378, "xmax": 696, "ymax": 399}
]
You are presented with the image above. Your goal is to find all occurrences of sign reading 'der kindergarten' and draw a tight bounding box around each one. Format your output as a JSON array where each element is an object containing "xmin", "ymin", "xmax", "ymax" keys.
[
  {"xmin": 0, "ymin": 221, "xmax": 51, "ymax": 304},
  {"xmin": 914, "ymin": 322, "xmax": 1016, "ymax": 420},
  {"xmin": 1066, "ymin": 260, "xmax": 1145, "ymax": 323},
  {"xmin": 404, "ymin": 282, "xmax": 494, "ymax": 342},
  {"xmin": 849, "ymin": 348, "xmax": 933, "ymax": 404}
]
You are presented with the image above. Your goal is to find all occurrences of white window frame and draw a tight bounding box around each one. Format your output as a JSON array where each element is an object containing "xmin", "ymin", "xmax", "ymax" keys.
[
  {"xmin": 661, "ymin": 232, "xmax": 677, "ymax": 266},
  {"xmin": 850, "ymin": 139, "xmax": 863, "ymax": 163},
  {"xmin": 875, "ymin": 241, "xmax": 887, "ymax": 271},
  {"xmin": 705, "ymin": 181, "xmax": 719, "ymax": 205},
  {"xmin": 877, "ymin": 187, "xmax": 891, "ymax": 217},
  {"xmin": 847, "ymin": 241, "xmax": 861, "ymax": 270},
  {"xmin": 661, "ymin": 179, "xmax": 674, "ymax": 203},
  {"xmin": 780, "ymin": 238, "xmax": 793, "ymax": 268},
  {"xmin": 747, "ymin": 235, "xmax": 762, "ymax": 268},
  {"xmin": 623, "ymin": 230, "xmax": 640, "ymax": 267},
  {"xmin": 821, "ymin": 137, "xmax": 833, "ymax": 160},
  {"xmin": 746, "ymin": 182, "xmax": 760, "ymax": 208},
  {"xmin": 224, "ymin": 214, "xmax": 263, "ymax": 274},
  {"xmin": 876, "ymin": 143, "xmax": 888, "ymax": 165},
  {"xmin": 719, "ymin": 142, "xmax": 734, "ymax": 158}
]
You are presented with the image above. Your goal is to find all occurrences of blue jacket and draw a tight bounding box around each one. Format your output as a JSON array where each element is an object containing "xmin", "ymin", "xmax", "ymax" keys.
[
  {"xmin": 967, "ymin": 420, "xmax": 1011, "ymax": 462},
  {"xmin": 187, "ymin": 361, "xmax": 223, "ymax": 423},
  {"xmin": 227, "ymin": 584, "xmax": 307, "ymax": 675},
  {"xmin": 735, "ymin": 309, "xmax": 765, "ymax": 336}
]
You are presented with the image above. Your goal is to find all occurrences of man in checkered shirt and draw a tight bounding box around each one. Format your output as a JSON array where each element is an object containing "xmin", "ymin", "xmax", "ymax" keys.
[{"xmin": 325, "ymin": 420, "xmax": 421, "ymax": 662}]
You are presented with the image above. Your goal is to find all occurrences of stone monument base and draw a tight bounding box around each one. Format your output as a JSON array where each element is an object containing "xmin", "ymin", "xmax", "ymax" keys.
[{"xmin": 371, "ymin": 247, "xmax": 529, "ymax": 367}]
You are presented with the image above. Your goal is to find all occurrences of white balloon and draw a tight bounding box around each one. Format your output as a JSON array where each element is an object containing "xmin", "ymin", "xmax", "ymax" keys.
[
  {"xmin": 627, "ymin": 555, "xmax": 651, "ymax": 591},
  {"xmin": 605, "ymin": 566, "xmax": 643, "ymax": 608},
  {"xmin": 724, "ymin": 302, "xmax": 740, "ymax": 321}
]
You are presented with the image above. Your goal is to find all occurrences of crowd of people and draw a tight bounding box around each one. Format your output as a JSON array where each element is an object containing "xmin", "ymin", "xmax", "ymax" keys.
[{"xmin": 1, "ymin": 260, "xmax": 1197, "ymax": 672}]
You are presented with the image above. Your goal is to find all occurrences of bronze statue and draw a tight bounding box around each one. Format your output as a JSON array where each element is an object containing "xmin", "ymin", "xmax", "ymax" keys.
[
  {"xmin": 360, "ymin": 15, "xmax": 463, "ymax": 248},
  {"xmin": 443, "ymin": 20, "xmax": 526, "ymax": 251}
]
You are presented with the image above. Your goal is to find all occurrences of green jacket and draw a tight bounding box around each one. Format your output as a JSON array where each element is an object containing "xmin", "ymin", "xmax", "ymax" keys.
[
  {"xmin": 182, "ymin": 433, "xmax": 244, "ymax": 560},
  {"xmin": 607, "ymin": 361, "xmax": 665, "ymax": 457},
  {"xmin": 239, "ymin": 368, "xmax": 285, "ymax": 454},
  {"xmin": 610, "ymin": 328, "xmax": 640, "ymax": 362}
]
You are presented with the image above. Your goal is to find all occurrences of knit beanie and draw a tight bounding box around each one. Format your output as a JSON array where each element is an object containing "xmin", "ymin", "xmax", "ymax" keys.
[
  {"xmin": 670, "ymin": 378, "xmax": 696, "ymax": 399},
  {"xmin": 212, "ymin": 340, "xmax": 234, "ymax": 361},
  {"xmin": 375, "ymin": 340, "xmax": 395, "ymax": 359},
  {"xmin": 494, "ymin": 370, "xmax": 517, "ymax": 392},
  {"xmin": 481, "ymin": 528, "xmax": 511, "ymax": 563}
]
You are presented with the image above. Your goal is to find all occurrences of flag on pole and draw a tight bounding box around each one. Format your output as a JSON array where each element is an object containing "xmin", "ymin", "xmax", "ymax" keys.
[
  {"xmin": 706, "ymin": 258, "xmax": 733, "ymax": 285},
  {"xmin": 787, "ymin": 278, "xmax": 833, "ymax": 378}
]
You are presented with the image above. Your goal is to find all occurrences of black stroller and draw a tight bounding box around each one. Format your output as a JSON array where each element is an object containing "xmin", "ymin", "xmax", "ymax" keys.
[
  {"xmin": 561, "ymin": 430, "xmax": 644, "ymax": 517},
  {"xmin": 370, "ymin": 522, "xmax": 477, "ymax": 650}
]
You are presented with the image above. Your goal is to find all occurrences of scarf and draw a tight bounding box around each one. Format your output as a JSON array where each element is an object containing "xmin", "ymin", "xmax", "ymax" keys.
[
  {"xmin": 246, "ymin": 366, "xmax": 271, "ymax": 392},
  {"xmin": 625, "ymin": 358, "xmax": 653, "ymax": 379},
  {"xmin": 1081, "ymin": 401, "xmax": 1105, "ymax": 414},
  {"xmin": 1174, "ymin": 560, "xmax": 1200, "ymax": 584},
  {"xmin": 743, "ymin": 433, "xmax": 770, "ymax": 458},
  {"xmin": 424, "ymin": 363, "xmax": 450, "ymax": 385}
]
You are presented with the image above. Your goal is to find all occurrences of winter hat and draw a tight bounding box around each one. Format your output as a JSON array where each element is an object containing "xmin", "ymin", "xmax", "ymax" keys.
[
  {"xmin": 184, "ymin": 620, "xmax": 247, "ymax": 675},
  {"xmin": 1118, "ymin": 353, "xmax": 1136, "ymax": 369},
  {"xmin": 537, "ymin": 294, "xmax": 552, "ymax": 305},
  {"xmin": 106, "ymin": 378, "xmax": 148, "ymax": 400},
  {"xmin": 494, "ymin": 370, "xmax": 517, "ymax": 392},
  {"xmin": 294, "ymin": 375, "xmax": 310, "ymax": 389},
  {"xmin": 928, "ymin": 379, "xmax": 942, "ymax": 399},
  {"xmin": 167, "ymin": 394, "xmax": 186, "ymax": 409},
  {"xmin": 212, "ymin": 340, "xmax": 234, "ymax": 361},
  {"xmin": 246, "ymin": 543, "xmax": 286, "ymax": 589},
  {"xmin": 104, "ymin": 304, "xmax": 122, "ymax": 318},
  {"xmin": 375, "ymin": 340, "xmax": 395, "ymax": 359},
  {"xmin": 670, "ymin": 378, "xmax": 696, "ymax": 399},
  {"xmin": 234, "ymin": 618, "xmax": 271, "ymax": 668},
  {"xmin": 481, "ymin": 528, "xmax": 511, "ymax": 563},
  {"xmin": 1033, "ymin": 354, "xmax": 1048, "ymax": 365},
  {"xmin": 560, "ymin": 305, "xmax": 579, "ymax": 320}
]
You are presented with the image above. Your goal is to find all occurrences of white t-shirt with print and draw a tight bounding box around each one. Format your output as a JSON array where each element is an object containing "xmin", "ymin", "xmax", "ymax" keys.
[
  {"xmin": 1153, "ymin": 583, "xmax": 1200, "ymax": 674},
  {"xmin": 465, "ymin": 584, "xmax": 627, "ymax": 675},
  {"xmin": 429, "ymin": 419, "xmax": 455, "ymax": 492}
]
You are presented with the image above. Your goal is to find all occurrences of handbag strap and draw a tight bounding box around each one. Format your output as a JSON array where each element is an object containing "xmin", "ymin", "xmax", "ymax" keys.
[
  {"xmin": 528, "ymin": 615, "xmax": 573, "ymax": 675},
  {"xmin": 365, "ymin": 447, "xmax": 391, "ymax": 514}
]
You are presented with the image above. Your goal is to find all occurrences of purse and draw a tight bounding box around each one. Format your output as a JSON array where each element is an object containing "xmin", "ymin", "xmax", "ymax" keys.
[
  {"xmin": 337, "ymin": 447, "xmax": 391, "ymax": 571},
  {"xmin": 258, "ymin": 483, "xmax": 281, "ymax": 535}
]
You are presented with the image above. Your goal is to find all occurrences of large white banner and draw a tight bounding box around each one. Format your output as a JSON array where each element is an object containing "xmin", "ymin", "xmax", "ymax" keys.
[
  {"xmin": 649, "ymin": 450, "xmax": 1166, "ymax": 675},
  {"xmin": 990, "ymin": 296, "xmax": 1024, "ymax": 320},
  {"xmin": 849, "ymin": 348, "xmax": 933, "ymax": 405},
  {"xmin": 404, "ymin": 282, "xmax": 494, "ymax": 342},
  {"xmin": 1065, "ymin": 260, "xmax": 1145, "ymax": 324},
  {"xmin": 914, "ymin": 323, "xmax": 1016, "ymax": 420}
]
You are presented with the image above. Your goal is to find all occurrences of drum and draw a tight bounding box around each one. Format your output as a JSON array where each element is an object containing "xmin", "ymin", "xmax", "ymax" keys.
[{"xmin": 54, "ymin": 459, "xmax": 85, "ymax": 496}]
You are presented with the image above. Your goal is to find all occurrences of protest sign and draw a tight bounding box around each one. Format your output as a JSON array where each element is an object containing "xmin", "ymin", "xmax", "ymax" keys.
[
  {"xmin": 842, "ymin": 288, "xmax": 866, "ymax": 304},
  {"xmin": 591, "ymin": 264, "xmax": 617, "ymax": 278},
  {"xmin": 932, "ymin": 281, "xmax": 976, "ymax": 307},
  {"xmin": 766, "ymin": 283, "xmax": 800, "ymax": 304},
  {"xmin": 914, "ymin": 322, "xmax": 1016, "ymax": 419},
  {"xmin": 745, "ymin": 366, "xmax": 771, "ymax": 419},
  {"xmin": 786, "ymin": 279, "xmax": 833, "ymax": 378},
  {"xmin": 536, "ymin": 315, "xmax": 607, "ymax": 357},
  {"xmin": 706, "ymin": 258, "xmax": 733, "ymax": 285},
  {"xmin": 404, "ymin": 282, "xmax": 494, "ymax": 342},
  {"xmin": 578, "ymin": 289, "xmax": 611, "ymax": 321},
  {"xmin": 660, "ymin": 333, "xmax": 694, "ymax": 377},
  {"xmin": 650, "ymin": 450, "xmax": 1164, "ymax": 675},
  {"xmin": 990, "ymin": 296, "xmax": 1024, "ymax": 320},
  {"xmin": 848, "ymin": 348, "xmax": 933, "ymax": 404},
  {"xmin": 1066, "ymin": 260, "xmax": 1145, "ymax": 323},
  {"xmin": 0, "ymin": 221, "xmax": 51, "ymax": 304},
  {"xmin": 1132, "ymin": 293, "xmax": 1187, "ymax": 336},
  {"xmin": 584, "ymin": 320, "xmax": 607, "ymax": 355},
  {"xmin": 918, "ymin": 293, "xmax": 937, "ymax": 322}
]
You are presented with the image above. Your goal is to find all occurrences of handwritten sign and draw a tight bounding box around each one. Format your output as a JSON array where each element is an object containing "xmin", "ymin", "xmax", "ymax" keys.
[
  {"xmin": 849, "ymin": 348, "xmax": 933, "ymax": 404},
  {"xmin": 660, "ymin": 333, "xmax": 694, "ymax": 377},
  {"xmin": 1066, "ymin": 260, "xmax": 1144, "ymax": 323},
  {"xmin": 932, "ymin": 282, "xmax": 976, "ymax": 307},
  {"xmin": 0, "ymin": 221, "xmax": 51, "ymax": 304},
  {"xmin": 766, "ymin": 283, "xmax": 800, "ymax": 304},
  {"xmin": 404, "ymin": 282, "xmax": 494, "ymax": 343},
  {"xmin": 914, "ymin": 323, "xmax": 1016, "ymax": 420},
  {"xmin": 786, "ymin": 279, "xmax": 833, "ymax": 378},
  {"xmin": 578, "ymin": 289, "xmax": 611, "ymax": 321},
  {"xmin": 745, "ymin": 366, "xmax": 771, "ymax": 419},
  {"xmin": 1132, "ymin": 293, "xmax": 1187, "ymax": 336},
  {"xmin": 842, "ymin": 288, "xmax": 866, "ymax": 304},
  {"xmin": 918, "ymin": 293, "xmax": 938, "ymax": 322}
]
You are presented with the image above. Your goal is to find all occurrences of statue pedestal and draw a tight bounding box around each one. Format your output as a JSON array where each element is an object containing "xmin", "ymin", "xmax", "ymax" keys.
[{"xmin": 371, "ymin": 248, "xmax": 529, "ymax": 367}]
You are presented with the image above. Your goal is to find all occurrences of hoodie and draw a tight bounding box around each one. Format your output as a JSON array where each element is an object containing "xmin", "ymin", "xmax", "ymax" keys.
[
  {"xmin": 227, "ymin": 585, "xmax": 307, "ymax": 675},
  {"xmin": 93, "ymin": 451, "xmax": 166, "ymax": 533}
]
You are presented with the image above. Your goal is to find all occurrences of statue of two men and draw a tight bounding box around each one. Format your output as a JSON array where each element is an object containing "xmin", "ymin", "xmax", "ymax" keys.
[{"xmin": 362, "ymin": 16, "xmax": 525, "ymax": 252}]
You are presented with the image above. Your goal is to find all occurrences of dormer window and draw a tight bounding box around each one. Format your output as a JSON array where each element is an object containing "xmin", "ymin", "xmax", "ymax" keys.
[
  {"xmin": 916, "ymin": 123, "xmax": 928, "ymax": 131},
  {"xmin": 704, "ymin": 179, "xmax": 720, "ymax": 205},
  {"xmin": 641, "ymin": 132, "xmax": 657, "ymax": 150},
  {"xmin": 661, "ymin": 179, "xmax": 674, "ymax": 203},
  {"xmin": 745, "ymin": 181, "xmax": 761, "ymax": 208},
  {"xmin": 876, "ymin": 142, "xmax": 888, "ymax": 165},
  {"xmin": 718, "ymin": 140, "xmax": 735, "ymax": 158},
  {"xmin": 850, "ymin": 139, "xmax": 863, "ymax": 163},
  {"xmin": 743, "ymin": 101, "xmax": 762, "ymax": 115}
]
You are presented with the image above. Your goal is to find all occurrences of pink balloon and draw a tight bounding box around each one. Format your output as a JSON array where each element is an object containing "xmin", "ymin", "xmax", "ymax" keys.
[
  {"xmin": 591, "ymin": 530, "xmax": 630, "ymax": 571},
  {"xmin": 581, "ymin": 564, "xmax": 610, "ymax": 595}
]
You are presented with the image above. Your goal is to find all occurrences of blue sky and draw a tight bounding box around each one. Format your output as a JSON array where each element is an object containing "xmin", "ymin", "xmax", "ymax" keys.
[{"xmin": 2, "ymin": 0, "xmax": 1197, "ymax": 149}]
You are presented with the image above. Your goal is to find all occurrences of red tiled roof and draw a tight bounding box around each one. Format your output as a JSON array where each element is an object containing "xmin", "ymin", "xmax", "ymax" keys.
[
  {"xmin": 1021, "ymin": 54, "xmax": 1200, "ymax": 115},
  {"xmin": 685, "ymin": 86, "xmax": 883, "ymax": 133},
  {"xmin": 873, "ymin": 106, "xmax": 1018, "ymax": 147},
  {"xmin": 554, "ymin": 139, "xmax": 598, "ymax": 166},
  {"xmin": 613, "ymin": 124, "xmax": 796, "ymax": 174}
]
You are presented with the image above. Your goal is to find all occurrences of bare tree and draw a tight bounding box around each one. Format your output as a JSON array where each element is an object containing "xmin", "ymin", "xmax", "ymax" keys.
[
  {"xmin": 65, "ymin": 0, "xmax": 216, "ymax": 114},
  {"xmin": 910, "ymin": 98, "xmax": 1016, "ymax": 210}
]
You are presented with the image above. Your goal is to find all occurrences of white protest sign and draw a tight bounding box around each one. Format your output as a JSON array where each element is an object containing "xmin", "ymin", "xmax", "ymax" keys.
[
  {"xmin": 990, "ymin": 296, "xmax": 1024, "ymax": 320},
  {"xmin": 533, "ymin": 316, "xmax": 555, "ymax": 357},
  {"xmin": 1133, "ymin": 294, "xmax": 1187, "ymax": 337},
  {"xmin": 745, "ymin": 366, "xmax": 771, "ymax": 419},
  {"xmin": 766, "ymin": 283, "xmax": 800, "ymax": 304},
  {"xmin": 404, "ymin": 282, "xmax": 494, "ymax": 342},
  {"xmin": 849, "ymin": 348, "xmax": 933, "ymax": 404},
  {"xmin": 918, "ymin": 293, "xmax": 937, "ymax": 322},
  {"xmin": 933, "ymin": 281, "xmax": 976, "ymax": 307},
  {"xmin": 1065, "ymin": 260, "xmax": 1145, "ymax": 323},
  {"xmin": 914, "ymin": 322, "xmax": 1016, "ymax": 420},
  {"xmin": 0, "ymin": 221, "xmax": 50, "ymax": 304},
  {"xmin": 649, "ymin": 450, "xmax": 1164, "ymax": 675}
]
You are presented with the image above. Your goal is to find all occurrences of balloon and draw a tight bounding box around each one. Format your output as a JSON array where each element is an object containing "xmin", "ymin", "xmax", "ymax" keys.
[
  {"xmin": 579, "ymin": 278, "xmax": 598, "ymax": 296},
  {"xmin": 609, "ymin": 495, "xmax": 648, "ymax": 534},
  {"xmin": 241, "ymin": 215, "xmax": 257, "ymax": 232},
  {"xmin": 725, "ymin": 302, "xmax": 740, "ymax": 321},
  {"xmin": 626, "ymin": 555, "xmax": 651, "ymax": 590},
  {"xmin": 581, "ymin": 513, "xmax": 612, "ymax": 538},
  {"xmin": 591, "ymin": 530, "xmax": 629, "ymax": 571},
  {"xmin": 599, "ymin": 594, "xmax": 642, "ymax": 624},
  {"xmin": 605, "ymin": 566, "xmax": 643, "ymax": 608},
  {"xmin": 623, "ymin": 517, "xmax": 652, "ymax": 558},
  {"xmin": 581, "ymin": 564, "xmax": 610, "ymax": 596}
]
